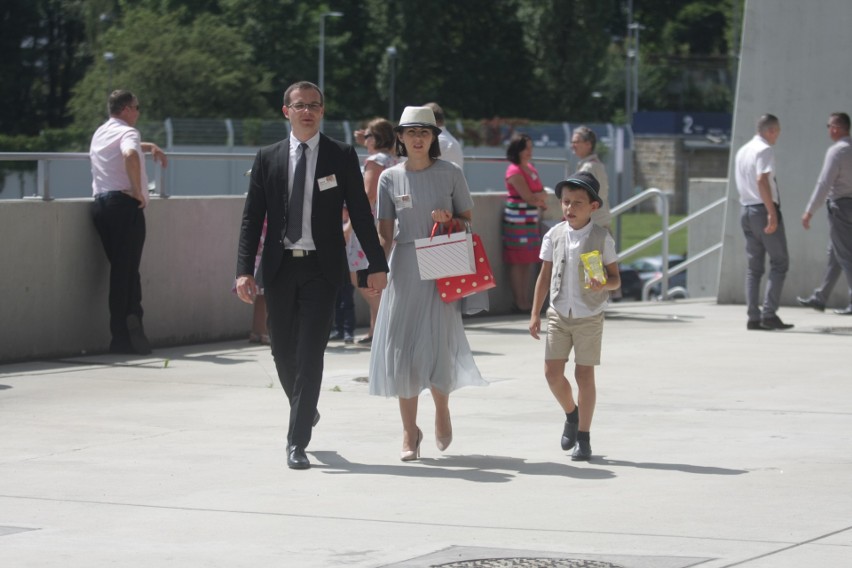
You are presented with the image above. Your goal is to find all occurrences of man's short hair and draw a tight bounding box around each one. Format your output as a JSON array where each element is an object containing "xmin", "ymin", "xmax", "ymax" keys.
[
  {"xmin": 572, "ymin": 126, "xmax": 597, "ymax": 152},
  {"xmin": 108, "ymin": 90, "xmax": 136, "ymax": 116},
  {"xmin": 757, "ymin": 113, "xmax": 780, "ymax": 134},
  {"xmin": 283, "ymin": 81, "xmax": 323, "ymax": 107},
  {"xmin": 830, "ymin": 112, "xmax": 851, "ymax": 132},
  {"xmin": 424, "ymin": 102, "xmax": 445, "ymax": 126}
]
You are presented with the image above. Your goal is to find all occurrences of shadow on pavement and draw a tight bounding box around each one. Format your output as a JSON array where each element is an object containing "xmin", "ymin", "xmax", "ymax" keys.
[{"xmin": 310, "ymin": 451, "xmax": 616, "ymax": 482}]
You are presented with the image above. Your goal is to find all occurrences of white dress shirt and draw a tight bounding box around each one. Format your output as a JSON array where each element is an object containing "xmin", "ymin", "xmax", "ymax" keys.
[{"xmin": 285, "ymin": 131, "xmax": 320, "ymax": 250}]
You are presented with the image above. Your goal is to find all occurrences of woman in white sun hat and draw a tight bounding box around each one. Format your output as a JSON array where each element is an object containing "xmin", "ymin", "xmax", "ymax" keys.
[{"xmin": 368, "ymin": 106, "xmax": 487, "ymax": 461}]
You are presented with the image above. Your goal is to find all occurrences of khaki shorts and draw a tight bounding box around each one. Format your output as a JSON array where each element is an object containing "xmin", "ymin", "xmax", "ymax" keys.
[{"xmin": 544, "ymin": 308, "xmax": 604, "ymax": 365}]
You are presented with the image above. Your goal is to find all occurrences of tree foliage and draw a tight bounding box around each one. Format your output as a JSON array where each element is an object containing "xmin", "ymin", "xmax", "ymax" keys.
[
  {"xmin": 67, "ymin": 5, "xmax": 271, "ymax": 131},
  {"xmin": 0, "ymin": 0, "xmax": 741, "ymax": 143}
]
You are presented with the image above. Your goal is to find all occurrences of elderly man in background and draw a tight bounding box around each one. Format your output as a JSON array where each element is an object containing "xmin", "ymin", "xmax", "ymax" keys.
[
  {"xmin": 571, "ymin": 126, "xmax": 610, "ymax": 229},
  {"xmin": 799, "ymin": 112, "xmax": 852, "ymax": 315},
  {"xmin": 424, "ymin": 102, "xmax": 464, "ymax": 169}
]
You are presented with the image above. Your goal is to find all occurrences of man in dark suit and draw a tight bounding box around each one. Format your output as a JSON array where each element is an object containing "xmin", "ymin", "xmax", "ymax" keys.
[{"xmin": 236, "ymin": 81, "xmax": 388, "ymax": 470}]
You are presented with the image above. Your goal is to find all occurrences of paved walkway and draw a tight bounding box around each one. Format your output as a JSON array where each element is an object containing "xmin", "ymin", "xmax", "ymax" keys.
[{"xmin": 1, "ymin": 300, "xmax": 850, "ymax": 568}]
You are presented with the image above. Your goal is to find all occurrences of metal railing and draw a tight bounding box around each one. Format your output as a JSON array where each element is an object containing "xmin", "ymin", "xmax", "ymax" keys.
[
  {"xmin": 611, "ymin": 188, "xmax": 726, "ymax": 301},
  {"xmin": 0, "ymin": 151, "xmax": 574, "ymax": 200}
]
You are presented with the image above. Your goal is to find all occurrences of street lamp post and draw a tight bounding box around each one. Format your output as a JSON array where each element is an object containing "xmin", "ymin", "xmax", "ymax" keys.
[
  {"xmin": 104, "ymin": 52, "xmax": 115, "ymax": 94},
  {"xmin": 318, "ymin": 11, "xmax": 343, "ymax": 95},
  {"xmin": 628, "ymin": 22, "xmax": 645, "ymax": 116},
  {"xmin": 386, "ymin": 46, "xmax": 397, "ymax": 120}
]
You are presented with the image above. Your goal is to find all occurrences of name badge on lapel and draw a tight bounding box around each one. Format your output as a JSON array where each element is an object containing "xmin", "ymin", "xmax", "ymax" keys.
[{"xmin": 317, "ymin": 174, "xmax": 338, "ymax": 191}]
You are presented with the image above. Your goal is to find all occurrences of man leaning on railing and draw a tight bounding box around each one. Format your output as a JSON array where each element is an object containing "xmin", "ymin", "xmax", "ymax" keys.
[{"xmin": 90, "ymin": 89, "xmax": 168, "ymax": 355}]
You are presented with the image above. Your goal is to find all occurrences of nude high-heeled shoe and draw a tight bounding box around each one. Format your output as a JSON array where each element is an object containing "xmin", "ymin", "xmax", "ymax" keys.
[
  {"xmin": 400, "ymin": 428, "xmax": 423, "ymax": 462},
  {"xmin": 436, "ymin": 414, "xmax": 452, "ymax": 452}
]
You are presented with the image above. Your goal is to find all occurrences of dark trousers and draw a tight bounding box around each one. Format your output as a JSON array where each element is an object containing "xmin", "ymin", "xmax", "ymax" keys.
[
  {"xmin": 264, "ymin": 255, "xmax": 338, "ymax": 448},
  {"xmin": 334, "ymin": 281, "xmax": 355, "ymax": 336},
  {"xmin": 92, "ymin": 192, "xmax": 146, "ymax": 350},
  {"xmin": 828, "ymin": 198, "xmax": 852, "ymax": 294}
]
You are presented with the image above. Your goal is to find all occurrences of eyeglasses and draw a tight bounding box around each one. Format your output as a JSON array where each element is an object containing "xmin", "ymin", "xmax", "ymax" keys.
[
  {"xmin": 363, "ymin": 133, "xmax": 373, "ymax": 139},
  {"xmin": 287, "ymin": 102, "xmax": 323, "ymax": 112},
  {"xmin": 827, "ymin": 123, "xmax": 838, "ymax": 129}
]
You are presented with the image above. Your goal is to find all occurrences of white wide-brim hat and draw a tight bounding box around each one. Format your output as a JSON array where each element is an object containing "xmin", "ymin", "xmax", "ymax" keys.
[{"xmin": 394, "ymin": 106, "xmax": 440, "ymax": 133}]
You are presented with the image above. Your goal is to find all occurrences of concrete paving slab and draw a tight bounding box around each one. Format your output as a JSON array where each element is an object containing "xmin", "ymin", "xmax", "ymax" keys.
[{"xmin": 0, "ymin": 300, "xmax": 850, "ymax": 567}]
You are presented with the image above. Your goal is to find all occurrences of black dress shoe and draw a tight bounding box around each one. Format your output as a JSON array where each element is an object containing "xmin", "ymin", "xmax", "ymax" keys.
[
  {"xmin": 761, "ymin": 316, "xmax": 794, "ymax": 330},
  {"xmin": 571, "ymin": 440, "xmax": 592, "ymax": 461},
  {"xmin": 126, "ymin": 314, "xmax": 152, "ymax": 355},
  {"xmin": 746, "ymin": 320, "xmax": 768, "ymax": 330},
  {"xmin": 287, "ymin": 445, "xmax": 310, "ymax": 469},
  {"xmin": 834, "ymin": 306, "xmax": 852, "ymax": 315},
  {"xmin": 797, "ymin": 295, "xmax": 825, "ymax": 312},
  {"xmin": 561, "ymin": 420, "xmax": 579, "ymax": 451}
]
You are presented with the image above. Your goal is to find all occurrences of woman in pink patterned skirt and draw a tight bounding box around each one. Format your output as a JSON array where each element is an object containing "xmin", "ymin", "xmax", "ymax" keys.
[{"xmin": 503, "ymin": 133, "xmax": 547, "ymax": 312}]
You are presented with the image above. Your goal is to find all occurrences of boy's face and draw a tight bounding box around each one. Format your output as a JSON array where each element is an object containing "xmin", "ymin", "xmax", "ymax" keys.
[{"xmin": 561, "ymin": 187, "xmax": 599, "ymax": 229}]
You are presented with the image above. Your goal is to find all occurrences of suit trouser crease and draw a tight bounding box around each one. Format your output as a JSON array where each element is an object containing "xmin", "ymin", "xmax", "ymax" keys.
[
  {"xmin": 265, "ymin": 255, "xmax": 338, "ymax": 448},
  {"xmin": 740, "ymin": 205, "xmax": 789, "ymax": 320},
  {"xmin": 92, "ymin": 194, "xmax": 146, "ymax": 347}
]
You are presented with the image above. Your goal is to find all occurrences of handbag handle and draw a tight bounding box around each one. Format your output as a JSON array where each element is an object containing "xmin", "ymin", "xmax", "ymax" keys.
[{"xmin": 428, "ymin": 219, "xmax": 464, "ymax": 238}]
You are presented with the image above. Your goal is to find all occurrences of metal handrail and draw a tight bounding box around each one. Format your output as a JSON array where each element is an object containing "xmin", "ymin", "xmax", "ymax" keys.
[
  {"xmin": 0, "ymin": 151, "xmax": 574, "ymax": 200},
  {"xmin": 611, "ymin": 191, "xmax": 726, "ymax": 301}
]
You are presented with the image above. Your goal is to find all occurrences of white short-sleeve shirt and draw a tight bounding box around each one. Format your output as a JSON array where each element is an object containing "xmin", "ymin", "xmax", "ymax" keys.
[{"xmin": 540, "ymin": 221, "xmax": 617, "ymax": 318}]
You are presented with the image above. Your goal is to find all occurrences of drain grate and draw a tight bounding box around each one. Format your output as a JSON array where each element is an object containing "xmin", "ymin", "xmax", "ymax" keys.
[{"xmin": 434, "ymin": 559, "xmax": 625, "ymax": 568}]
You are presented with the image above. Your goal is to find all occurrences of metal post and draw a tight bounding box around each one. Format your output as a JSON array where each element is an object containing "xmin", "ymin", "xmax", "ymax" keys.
[
  {"xmin": 386, "ymin": 46, "xmax": 397, "ymax": 120},
  {"xmin": 104, "ymin": 52, "xmax": 115, "ymax": 94},
  {"xmin": 629, "ymin": 23, "xmax": 645, "ymax": 114},
  {"xmin": 625, "ymin": 0, "xmax": 633, "ymax": 124},
  {"xmin": 318, "ymin": 12, "xmax": 343, "ymax": 95}
]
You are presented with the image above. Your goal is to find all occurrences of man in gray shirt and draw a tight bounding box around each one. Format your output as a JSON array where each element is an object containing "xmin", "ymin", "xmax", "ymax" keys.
[{"xmin": 799, "ymin": 112, "xmax": 852, "ymax": 315}]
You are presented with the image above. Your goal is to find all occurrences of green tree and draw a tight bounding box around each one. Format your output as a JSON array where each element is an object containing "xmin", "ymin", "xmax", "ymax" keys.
[
  {"xmin": 632, "ymin": 0, "xmax": 736, "ymax": 112},
  {"xmin": 0, "ymin": 0, "xmax": 89, "ymax": 135},
  {"xmin": 518, "ymin": 0, "xmax": 618, "ymax": 121},
  {"xmin": 68, "ymin": 5, "xmax": 271, "ymax": 130}
]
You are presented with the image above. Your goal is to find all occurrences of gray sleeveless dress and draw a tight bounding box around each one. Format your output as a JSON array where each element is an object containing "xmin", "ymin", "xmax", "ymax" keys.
[{"xmin": 368, "ymin": 159, "xmax": 488, "ymax": 398}]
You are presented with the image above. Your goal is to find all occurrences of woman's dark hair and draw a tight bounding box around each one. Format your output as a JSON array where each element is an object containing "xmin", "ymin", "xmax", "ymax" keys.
[
  {"xmin": 394, "ymin": 128, "xmax": 441, "ymax": 159},
  {"xmin": 367, "ymin": 118, "xmax": 395, "ymax": 152},
  {"xmin": 506, "ymin": 133, "xmax": 531, "ymax": 164}
]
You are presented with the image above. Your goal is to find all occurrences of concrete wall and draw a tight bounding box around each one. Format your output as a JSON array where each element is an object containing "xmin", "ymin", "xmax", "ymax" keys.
[
  {"xmin": 718, "ymin": 0, "xmax": 852, "ymax": 309},
  {"xmin": 633, "ymin": 136, "xmax": 730, "ymax": 214},
  {"xmin": 0, "ymin": 193, "xmax": 527, "ymax": 363},
  {"xmin": 687, "ymin": 178, "xmax": 726, "ymax": 298}
]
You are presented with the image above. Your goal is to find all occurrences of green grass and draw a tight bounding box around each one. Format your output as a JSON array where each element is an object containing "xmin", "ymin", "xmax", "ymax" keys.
[{"xmin": 615, "ymin": 213, "xmax": 687, "ymax": 263}]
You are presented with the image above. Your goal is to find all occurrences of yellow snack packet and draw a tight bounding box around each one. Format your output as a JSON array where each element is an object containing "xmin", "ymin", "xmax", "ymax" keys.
[{"xmin": 581, "ymin": 250, "xmax": 607, "ymax": 288}]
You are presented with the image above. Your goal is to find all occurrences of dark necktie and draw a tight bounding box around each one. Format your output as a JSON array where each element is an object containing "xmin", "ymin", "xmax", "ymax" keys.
[{"xmin": 286, "ymin": 142, "xmax": 308, "ymax": 243}]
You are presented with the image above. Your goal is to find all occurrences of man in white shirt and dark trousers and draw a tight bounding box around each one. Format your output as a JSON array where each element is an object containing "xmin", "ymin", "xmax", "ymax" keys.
[
  {"xmin": 734, "ymin": 113, "xmax": 793, "ymax": 330},
  {"xmin": 90, "ymin": 90, "xmax": 167, "ymax": 354}
]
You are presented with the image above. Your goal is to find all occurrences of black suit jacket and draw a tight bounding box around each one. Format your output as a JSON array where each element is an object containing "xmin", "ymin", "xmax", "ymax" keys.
[{"xmin": 237, "ymin": 134, "xmax": 388, "ymax": 286}]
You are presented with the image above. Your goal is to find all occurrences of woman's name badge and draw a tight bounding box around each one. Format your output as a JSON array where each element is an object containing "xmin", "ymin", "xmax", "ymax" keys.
[
  {"xmin": 394, "ymin": 194, "xmax": 413, "ymax": 209},
  {"xmin": 318, "ymin": 175, "xmax": 338, "ymax": 191}
]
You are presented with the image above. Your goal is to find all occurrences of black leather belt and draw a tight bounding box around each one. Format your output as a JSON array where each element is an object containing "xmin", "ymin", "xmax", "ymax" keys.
[{"xmin": 285, "ymin": 249, "xmax": 315, "ymax": 257}]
